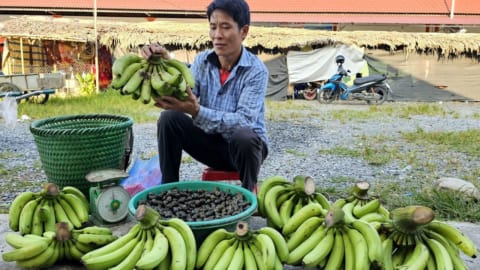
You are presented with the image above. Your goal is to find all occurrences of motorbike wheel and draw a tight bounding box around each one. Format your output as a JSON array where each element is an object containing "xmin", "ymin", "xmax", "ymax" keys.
[
  {"xmin": 367, "ymin": 85, "xmax": 388, "ymax": 105},
  {"xmin": 317, "ymin": 89, "xmax": 337, "ymax": 103}
]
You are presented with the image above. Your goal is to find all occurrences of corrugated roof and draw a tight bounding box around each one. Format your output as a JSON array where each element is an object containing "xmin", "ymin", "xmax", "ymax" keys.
[{"xmin": 1, "ymin": 0, "xmax": 480, "ymax": 24}]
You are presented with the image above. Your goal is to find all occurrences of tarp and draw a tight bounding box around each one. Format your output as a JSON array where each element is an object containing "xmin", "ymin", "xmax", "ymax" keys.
[
  {"xmin": 364, "ymin": 50, "xmax": 479, "ymax": 101},
  {"xmin": 264, "ymin": 55, "xmax": 289, "ymax": 100},
  {"xmin": 286, "ymin": 44, "xmax": 367, "ymax": 84}
]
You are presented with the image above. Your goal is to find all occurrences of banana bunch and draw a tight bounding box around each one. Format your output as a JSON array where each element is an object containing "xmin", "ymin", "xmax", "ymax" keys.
[
  {"xmin": 82, "ymin": 204, "xmax": 197, "ymax": 270},
  {"xmin": 110, "ymin": 53, "xmax": 195, "ymax": 104},
  {"xmin": 8, "ymin": 183, "xmax": 90, "ymax": 235},
  {"xmin": 196, "ymin": 221, "xmax": 289, "ymax": 270},
  {"xmin": 256, "ymin": 175, "xmax": 330, "ymax": 230},
  {"xmin": 379, "ymin": 205, "xmax": 477, "ymax": 269},
  {"xmin": 283, "ymin": 206, "xmax": 384, "ymax": 269},
  {"xmin": 337, "ymin": 181, "xmax": 390, "ymax": 225},
  {"xmin": 2, "ymin": 222, "xmax": 115, "ymax": 269}
]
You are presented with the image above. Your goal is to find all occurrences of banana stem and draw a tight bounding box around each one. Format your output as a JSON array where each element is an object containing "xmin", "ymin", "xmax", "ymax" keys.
[
  {"xmin": 293, "ymin": 175, "xmax": 316, "ymax": 196},
  {"xmin": 135, "ymin": 204, "xmax": 161, "ymax": 229},
  {"xmin": 390, "ymin": 205, "xmax": 435, "ymax": 233},
  {"xmin": 325, "ymin": 207, "xmax": 346, "ymax": 228},
  {"xmin": 235, "ymin": 221, "xmax": 253, "ymax": 241},
  {"xmin": 55, "ymin": 222, "xmax": 71, "ymax": 241},
  {"xmin": 43, "ymin": 183, "xmax": 59, "ymax": 198},
  {"xmin": 351, "ymin": 181, "xmax": 370, "ymax": 200}
]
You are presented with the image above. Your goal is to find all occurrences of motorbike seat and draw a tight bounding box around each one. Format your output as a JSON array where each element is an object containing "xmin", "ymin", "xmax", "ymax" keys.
[{"xmin": 354, "ymin": 74, "xmax": 386, "ymax": 85}]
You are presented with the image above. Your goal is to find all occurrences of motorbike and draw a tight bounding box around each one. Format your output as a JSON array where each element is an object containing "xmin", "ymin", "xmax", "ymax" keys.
[{"xmin": 317, "ymin": 55, "xmax": 392, "ymax": 105}]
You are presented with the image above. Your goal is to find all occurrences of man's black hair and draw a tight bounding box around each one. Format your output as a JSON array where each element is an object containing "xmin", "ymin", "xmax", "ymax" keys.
[{"xmin": 207, "ymin": 0, "xmax": 251, "ymax": 28}]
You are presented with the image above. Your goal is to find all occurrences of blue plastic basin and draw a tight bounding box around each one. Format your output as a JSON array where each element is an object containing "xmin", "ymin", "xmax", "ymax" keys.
[{"xmin": 128, "ymin": 181, "xmax": 258, "ymax": 244}]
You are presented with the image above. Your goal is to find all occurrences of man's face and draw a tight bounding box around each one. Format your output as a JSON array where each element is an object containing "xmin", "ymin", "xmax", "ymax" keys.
[{"xmin": 209, "ymin": 9, "xmax": 249, "ymax": 58}]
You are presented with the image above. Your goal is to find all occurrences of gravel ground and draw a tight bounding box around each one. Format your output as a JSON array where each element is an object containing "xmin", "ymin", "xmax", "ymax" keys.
[{"xmin": 1, "ymin": 101, "xmax": 480, "ymax": 212}]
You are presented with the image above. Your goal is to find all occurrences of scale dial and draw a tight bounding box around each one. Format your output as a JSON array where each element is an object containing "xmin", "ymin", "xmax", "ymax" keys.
[{"xmin": 95, "ymin": 186, "xmax": 130, "ymax": 223}]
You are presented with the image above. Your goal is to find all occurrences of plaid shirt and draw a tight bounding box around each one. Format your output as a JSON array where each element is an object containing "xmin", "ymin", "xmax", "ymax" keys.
[{"xmin": 190, "ymin": 47, "xmax": 269, "ymax": 145}]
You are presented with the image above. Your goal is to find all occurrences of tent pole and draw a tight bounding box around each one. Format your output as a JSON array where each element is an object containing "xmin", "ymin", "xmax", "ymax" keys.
[
  {"xmin": 93, "ymin": 0, "xmax": 100, "ymax": 93},
  {"xmin": 20, "ymin": 38, "xmax": 25, "ymax": 74}
]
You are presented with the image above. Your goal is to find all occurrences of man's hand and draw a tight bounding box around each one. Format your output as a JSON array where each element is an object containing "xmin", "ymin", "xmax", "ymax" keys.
[
  {"xmin": 153, "ymin": 87, "xmax": 200, "ymax": 117},
  {"xmin": 141, "ymin": 43, "xmax": 170, "ymax": 60}
]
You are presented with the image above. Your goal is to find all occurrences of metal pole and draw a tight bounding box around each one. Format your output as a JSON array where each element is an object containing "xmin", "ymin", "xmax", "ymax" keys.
[
  {"xmin": 450, "ymin": 0, "xmax": 455, "ymax": 19},
  {"xmin": 94, "ymin": 0, "xmax": 100, "ymax": 93}
]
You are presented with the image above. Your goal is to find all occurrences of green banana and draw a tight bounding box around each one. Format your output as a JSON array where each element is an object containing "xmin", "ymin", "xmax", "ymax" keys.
[
  {"xmin": 165, "ymin": 58, "xmax": 196, "ymax": 88},
  {"xmin": 302, "ymin": 228, "xmax": 335, "ymax": 268},
  {"xmin": 82, "ymin": 235, "xmax": 139, "ymax": 270},
  {"xmin": 110, "ymin": 231, "xmax": 146, "ymax": 270},
  {"xmin": 202, "ymin": 237, "xmax": 236, "ymax": 270},
  {"xmin": 112, "ymin": 53, "xmax": 143, "ymax": 76},
  {"xmin": 65, "ymin": 239, "xmax": 84, "ymax": 261},
  {"xmin": 353, "ymin": 198, "xmax": 381, "ymax": 218},
  {"xmin": 282, "ymin": 203, "xmax": 325, "ymax": 235},
  {"xmin": 136, "ymin": 227, "xmax": 169, "ymax": 270},
  {"xmin": 264, "ymin": 184, "xmax": 289, "ymax": 229},
  {"xmin": 341, "ymin": 229, "xmax": 355, "ymax": 270},
  {"xmin": 324, "ymin": 230, "xmax": 345, "ymax": 270},
  {"xmin": 253, "ymin": 233, "xmax": 276, "ymax": 270},
  {"xmin": 425, "ymin": 220, "xmax": 478, "ymax": 258},
  {"xmin": 243, "ymin": 241, "xmax": 258, "ymax": 270},
  {"xmin": 73, "ymin": 226, "xmax": 113, "ymax": 235},
  {"xmin": 424, "ymin": 229, "xmax": 468, "ymax": 270},
  {"xmin": 18, "ymin": 197, "xmax": 42, "ymax": 235},
  {"xmin": 278, "ymin": 195, "xmax": 296, "ymax": 226},
  {"xmin": 31, "ymin": 199, "xmax": 45, "ymax": 235},
  {"xmin": 227, "ymin": 241, "xmax": 245, "ymax": 270},
  {"xmin": 351, "ymin": 219, "xmax": 384, "ymax": 266},
  {"xmin": 212, "ymin": 239, "xmax": 239, "ymax": 270},
  {"xmin": 5, "ymin": 232, "xmax": 48, "ymax": 249},
  {"xmin": 286, "ymin": 216, "xmax": 324, "ymax": 251},
  {"xmin": 15, "ymin": 240, "xmax": 56, "ymax": 269},
  {"xmin": 286, "ymin": 225, "xmax": 327, "ymax": 265},
  {"xmin": 151, "ymin": 64, "xmax": 166, "ymax": 93},
  {"xmin": 247, "ymin": 240, "xmax": 265, "ymax": 270},
  {"xmin": 56, "ymin": 196, "xmax": 82, "ymax": 228},
  {"xmin": 112, "ymin": 61, "xmax": 144, "ymax": 89},
  {"xmin": 313, "ymin": 192, "xmax": 331, "ymax": 210},
  {"xmin": 8, "ymin": 191, "xmax": 38, "ymax": 231},
  {"xmin": 159, "ymin": 218, "xmax": 197, "ymax": 270},
  {"xmin": 122, "ymin": 66, "xmax": 147, "ymax": 95},
  {"xmin": 61, "ymin": 186, "xmax": 89, "ymax": 210},
  {"xmin": 256, "ymin": 227, "xmax": 289, "ymax": 263},
  {"xmin": 162, "ymin": 225, "xmax": 187, "ymax": 270},
  {"xmin": 257, "ymin": 175, "xmax": 288, "ymax": 216},
  {"xmin": 76, "ymin": 233, "xmax": 118, "ymax": 246},
  {"xmin": 60, "ymin": 193, "xmax": 89, "ymax": 224},
  {"xmin": 345, "ymin": 226, "xmax": 370, "ymax": 270},
  {"xmin": 74, "ymin": 239, "xmax": 95, "ymax": 254},
  {"xmin": 2, "ymin": 237, "xmax": 50, "ymax": 261},
  {"xmin": 422, "ymin": 236, "xmax": 453, "ymax": 270},
  {"xmin": 41, "ymin": 240, "xmax": 61, "ymax": 268},
  {"xmin": 140, "ymin": 70, "xmax": 153, "ymax": 104},
  {"xmin": 196, "ymin": 228, "xmax": 234, "ymax": 268},
  {"xmin": 39, "ymin": 200, "xmax": 56, "ymax": 232},
  {"xmin": 81, "ymin": 223, "xmax": 141, "ymax": 260},
  {"xmin": 52, "ymin": 198, "xmax": 74, "ymax": 230},
  {"xmin": 396, "ymin": 240, "xmax": 430, "ymax": 270},
  {"xmin": 381, "ymin": 237, "xmax": 394, "ymax": 270}
]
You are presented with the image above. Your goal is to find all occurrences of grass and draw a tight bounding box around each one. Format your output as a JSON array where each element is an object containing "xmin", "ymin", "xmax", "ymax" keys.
[
  {"xmin": 6, "ymin": 94, "xmax": 480, "ymax": 221},
  {"xmin": 17, "ymin": 89, "xmax": 160, "ymax": 123}
]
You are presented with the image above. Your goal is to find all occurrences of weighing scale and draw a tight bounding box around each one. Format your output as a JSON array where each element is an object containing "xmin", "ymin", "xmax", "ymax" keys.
[{"xmin": 85, "ymin": 169, "xmax": 131, "ymax": 225}]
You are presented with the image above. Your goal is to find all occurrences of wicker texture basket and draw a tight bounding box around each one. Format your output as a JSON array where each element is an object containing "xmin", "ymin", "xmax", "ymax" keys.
[{"xmin": 30, "ymin": 114, "xmax": 133, "ymax": 197}]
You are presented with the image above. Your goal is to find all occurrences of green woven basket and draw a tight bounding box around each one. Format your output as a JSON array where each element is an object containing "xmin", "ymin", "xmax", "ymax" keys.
[{"xmin": 30, "ymin": 114, "xmax": 134, "ymax": 198}]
